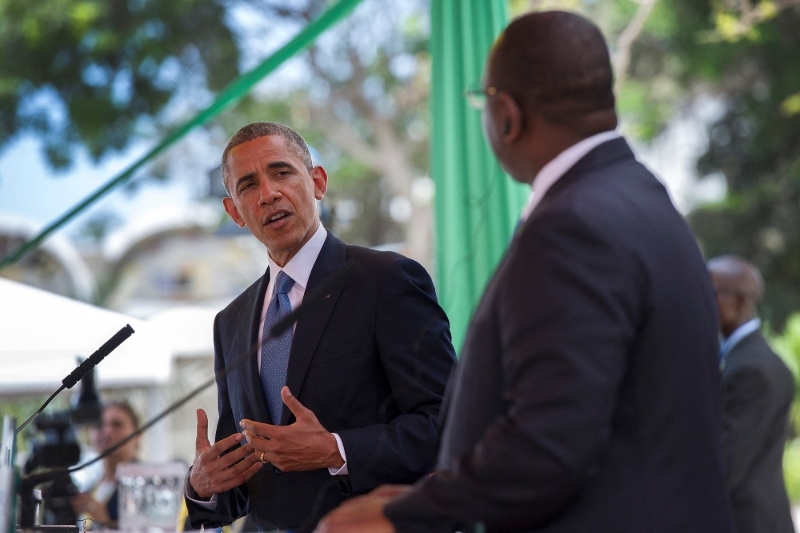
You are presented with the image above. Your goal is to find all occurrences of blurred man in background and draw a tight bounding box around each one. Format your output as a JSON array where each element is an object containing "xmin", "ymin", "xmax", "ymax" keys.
[
  {"xmin": 318, "ymin": 10, "xmax": 732, "ymax": 533},
  {"xmin": 709, "ymin": 255, "xmax": 795, "ymax": 533}
]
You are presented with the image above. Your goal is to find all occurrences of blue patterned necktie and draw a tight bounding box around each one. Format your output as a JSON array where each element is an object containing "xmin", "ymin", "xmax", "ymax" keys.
[{"xmin": 260, "ymin": 270, "xmax": 295, "ymax": 425}]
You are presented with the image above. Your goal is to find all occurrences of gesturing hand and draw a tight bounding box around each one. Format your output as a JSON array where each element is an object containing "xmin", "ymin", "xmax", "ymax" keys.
[
  {"xmin": 240, "ymin": 387, "xmax": 343, "ymax": 472},
  {"xmin": 189, "ymin": 409, "xmax": 263, "ymax": 499},
  {"xmin": 314, "ymin": 485, "xmax": 411, "ymax": 533}
]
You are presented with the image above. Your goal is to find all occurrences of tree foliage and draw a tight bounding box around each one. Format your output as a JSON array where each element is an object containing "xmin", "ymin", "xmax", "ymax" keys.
[
  {"xmin": 3, "ymin": 0, "xmax": 799, "ymax": 311},
  {"xmin": 672, "ymin": 1, "xmax": 800, "ymax": 328},
  {"xmin": 0, "ymin": 0, "xmax": 241, "ymax": 169},
  {"xmin": 213, "ymin": 0, "xmax": 432, "ymax": 263},
  {"xmin": 514, "ymin": 1, "xmax": 800, "ymax": 327}
]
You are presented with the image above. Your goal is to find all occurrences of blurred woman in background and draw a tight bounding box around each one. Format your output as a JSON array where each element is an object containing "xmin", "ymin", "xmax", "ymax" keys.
[{"xmin": 71, "ymin": 401, "xmax": 140, "ymax": 528}]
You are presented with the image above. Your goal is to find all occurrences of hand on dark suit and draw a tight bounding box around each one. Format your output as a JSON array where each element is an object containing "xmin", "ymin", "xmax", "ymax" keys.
[
  {"xmin": 240, "ymin": 386, "xmax": 344, "ymax": 472},
  {"xmin": 315, "ymin": 485, "xmax": 410, "ymax": 533},
  {"xmin": 189, "ymin": 409, "xmax": 263, "ymax": 499}
]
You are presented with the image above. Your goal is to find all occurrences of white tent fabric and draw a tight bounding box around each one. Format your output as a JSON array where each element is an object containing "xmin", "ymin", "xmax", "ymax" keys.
[
  {"xmin": 0, "ymin": 277, "xmax": 172, "ymax": 395},
  {"xmin": 147, "ymin": 306, "xmax": 217, "ymax": 359}
]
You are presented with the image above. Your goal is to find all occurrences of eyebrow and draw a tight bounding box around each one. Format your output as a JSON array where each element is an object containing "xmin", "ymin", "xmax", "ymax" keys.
[
  {"xmin": 267, "ymin": 161, "xmax": 295, "ymax": 171},
  {"xmin": 233, "ymin": 160, "xmax": 300, "ymax": 191}
]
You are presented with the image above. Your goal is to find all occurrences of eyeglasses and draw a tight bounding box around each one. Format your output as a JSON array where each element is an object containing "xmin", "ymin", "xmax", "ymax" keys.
[{"xmin": 464, "ymin": 86, "xmax": 498, "ymax": 110}]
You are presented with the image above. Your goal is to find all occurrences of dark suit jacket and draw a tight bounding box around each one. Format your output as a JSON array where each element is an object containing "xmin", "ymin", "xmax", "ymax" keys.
[
  {"xmin": 386, "ymin": 138, "xmax": 734, "ymax": 532},
  {"xmin": 186, "ymin": 232, "xmax": 456, "ymax": 533},
  {"xmin": 722, "ymin": 329, "xmax": 795, "ymax": 533}
]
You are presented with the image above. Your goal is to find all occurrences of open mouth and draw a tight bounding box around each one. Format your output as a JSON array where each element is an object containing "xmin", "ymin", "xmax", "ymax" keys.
[{"xmin": 266, "ymin": 212, "xmax": 290, "ymax": 225}]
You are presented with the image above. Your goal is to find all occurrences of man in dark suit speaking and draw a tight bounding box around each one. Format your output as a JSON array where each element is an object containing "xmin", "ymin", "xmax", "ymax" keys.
[
  {"xmin": 184, "ymin": 122, "xmax": 456, "ymax": 533},
  {"xmin": 709, "ymin": 255, "xmax": 794, "ymax": 533},
  {"xmin": 318, "ymin": 11, "xmax": 733, "ymax": 533}
]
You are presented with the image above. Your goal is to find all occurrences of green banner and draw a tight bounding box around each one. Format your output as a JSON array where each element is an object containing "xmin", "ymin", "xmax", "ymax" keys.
[{"xmin": 430, "ymin": 0, "xmax": 528, "ymax": 352}]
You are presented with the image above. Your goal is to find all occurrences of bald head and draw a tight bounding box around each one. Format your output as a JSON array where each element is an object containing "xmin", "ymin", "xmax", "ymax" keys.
[
  {"xmin": 708, "ymin": 255, "xmax": 764, "ymax": 336},
  {"xmin": 488, "ymin": 11, "xmax": 615, "ymax": 128}
]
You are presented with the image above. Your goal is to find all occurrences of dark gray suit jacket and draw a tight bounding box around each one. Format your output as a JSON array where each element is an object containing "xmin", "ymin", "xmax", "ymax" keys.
[
  {"xmin": 186, "ymin": 232, "xmax": 456, "ymax": 533},
  {"xmin": 386, "ymin": 137, "xmax": 734, "ymax": 532},
  {"xmin": 722, "ymin": 329, "xmax": 795, "ymax": 533}
]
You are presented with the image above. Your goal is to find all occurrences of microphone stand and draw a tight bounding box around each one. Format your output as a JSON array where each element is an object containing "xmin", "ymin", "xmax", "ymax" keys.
[
  {"xmin": 16, "ymin": 325, "xmax": 135, "ymax": 435},
  {"xmin": 16, "ymin": 325, "xmax": 135, "ymax": 532},
  {"xmin": 17, "ymin": 265, "xmax": 357, "ymax": 531}
]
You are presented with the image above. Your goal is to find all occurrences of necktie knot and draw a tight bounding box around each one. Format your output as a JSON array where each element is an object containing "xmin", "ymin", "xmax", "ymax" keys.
[{"xmin": 274, "ymin": 270, "xmax": 295, "ymax": 296}]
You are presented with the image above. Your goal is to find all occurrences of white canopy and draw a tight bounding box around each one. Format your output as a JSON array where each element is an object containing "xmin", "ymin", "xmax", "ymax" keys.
[{"xmin": 0, "ymin": 277, "xmax": 172, "ymax": 395}]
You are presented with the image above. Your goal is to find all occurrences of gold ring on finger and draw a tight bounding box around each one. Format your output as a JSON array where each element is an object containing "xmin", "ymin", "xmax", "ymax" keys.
[{"xmin": 260, "ymin": 452, "xmax": 267, "ymax": 464}]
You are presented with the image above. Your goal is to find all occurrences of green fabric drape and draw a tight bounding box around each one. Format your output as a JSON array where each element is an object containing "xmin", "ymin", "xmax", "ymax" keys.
[
  {"xmin": 430, "ymin": 0, "xmax": 528, "ymax": 352},
  {"xmin": 0, "ymin": 0, "xmax": 364, "ymax": 269}
]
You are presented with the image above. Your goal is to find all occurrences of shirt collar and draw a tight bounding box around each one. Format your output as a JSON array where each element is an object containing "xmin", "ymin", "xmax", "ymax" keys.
[
  {"xmin": 266, "ymin": 223, "xmax": 327, "ymax": 290},
  {"xmin": 720, "ymin": 318, "xmax": 761, "ymax": 363},
  {"xmin": 520, "ymin": 130, "xmax": 621, "ymax": 222}
]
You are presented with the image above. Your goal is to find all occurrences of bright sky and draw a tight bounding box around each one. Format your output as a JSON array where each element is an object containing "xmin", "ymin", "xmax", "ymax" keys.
[{"xmin": 0, "ymin": 136, "xmax": 200, "ymax": 232}]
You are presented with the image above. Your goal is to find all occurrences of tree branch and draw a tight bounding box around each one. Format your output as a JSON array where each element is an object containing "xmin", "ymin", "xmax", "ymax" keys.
[
  {"xmin": 613, "ymin": 0, "xmax": 659, "ymax": 95},
  {"xmin": 701, "ymin": 0, "xmax": 800, "ymax": 42}
]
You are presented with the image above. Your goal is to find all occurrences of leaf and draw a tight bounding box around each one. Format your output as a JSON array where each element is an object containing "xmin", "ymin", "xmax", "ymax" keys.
[{"xmin": 781, "ymin": 92, "xmax": 800, "ymax": 116}]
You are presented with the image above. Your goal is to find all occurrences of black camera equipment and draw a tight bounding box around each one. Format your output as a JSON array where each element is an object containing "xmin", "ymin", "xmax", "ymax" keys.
[
  {"xmin": 17, "ymin": 325, "xmax": 134, "ymax": 530},
  {"xmin": 23, "ymin": 364, "xmax": 103, "ymax": 526}
]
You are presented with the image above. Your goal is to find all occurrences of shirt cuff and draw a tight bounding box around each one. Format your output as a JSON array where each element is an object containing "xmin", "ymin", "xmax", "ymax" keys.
[
  {"xmin": 328, "ymin": 433, "xmax": 348, "ymax": 476},
  {"xmin": 185, "ymin": 477, "xmax": 218, "ymax": 509}
]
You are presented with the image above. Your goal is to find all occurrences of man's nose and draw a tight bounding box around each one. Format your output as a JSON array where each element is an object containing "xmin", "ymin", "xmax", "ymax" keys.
[{"xmin": 258, "ymin": 179, "xmax": 280, "ymax": 204}]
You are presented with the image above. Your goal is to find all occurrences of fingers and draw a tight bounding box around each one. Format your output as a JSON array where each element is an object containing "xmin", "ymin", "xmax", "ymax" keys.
[
  {"xmin": 207, "ymin": 432, "xmax": 245, "ymax": 457},
  {"xmin": 315, "ymin": 505, "xmax": 395, "ymax": 533},
  {"xmin": 224, "ymin": 452, "xmax": 262, "ymax": 479},
  {"xmin": 190, "ymin": 439, "xmax": 262, "ymax": 498},
  {"xmin": 214, "ymin": 440, "xmax": 255, "ymax": 469},
  {"xmin": 281, "ymin": 386, "xmax": 309, "ymax": 418},
  {"xmin": 241, "ymin": 429, "xmax": 270, "ymax": 446},
  {"xmin": 240, "ymin": 418, "xmax": 278, "ymax": 440},
  {"xmin": 217, "ymin": 460, "xmax": 264, "ymax": 492},
  {"xmin": 196, "ymin": 409, "xmax": 210, "ymax": 451},
  {"xmin": 200, "ymin": 458, "xmax": 264, "ymax": 496}
]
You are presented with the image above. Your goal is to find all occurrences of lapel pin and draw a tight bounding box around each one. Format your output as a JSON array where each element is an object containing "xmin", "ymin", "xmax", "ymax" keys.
[{"xmin": 323, "ymin": 294, "xmax": 331, "ymax": 299}]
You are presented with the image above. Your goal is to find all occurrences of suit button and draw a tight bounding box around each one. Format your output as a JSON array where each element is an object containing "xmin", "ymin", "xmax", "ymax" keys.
[{"xmin": 273, "ymin": 466, "xmax": 283, "ymax": 475}]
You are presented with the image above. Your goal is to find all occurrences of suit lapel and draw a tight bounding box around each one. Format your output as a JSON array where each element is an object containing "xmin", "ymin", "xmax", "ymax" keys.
[
  {"xmin": 240, "ymin": 268, "xmax": 273, "ymax": 424},
  {"xmin": 281, "ymin": 232, "xmax": 347, "ymax": 425}
]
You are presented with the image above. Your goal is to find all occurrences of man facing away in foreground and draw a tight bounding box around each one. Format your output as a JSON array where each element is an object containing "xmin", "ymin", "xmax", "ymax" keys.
[
  {"xmin": 184, "ymin": 122, "xmax": 456, "ymax": 533},
  {"xmin": 318, "ymin": 11, "xmax": 733, "ymax": 533},
  {"xmin": 709, "ymin": 255, "xmax": 794, "ymax": 533}
]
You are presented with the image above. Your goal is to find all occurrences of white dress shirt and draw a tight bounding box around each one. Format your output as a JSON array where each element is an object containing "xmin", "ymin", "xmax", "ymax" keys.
[
  {"xmin": 719, "ymin": 318, "xmax": 761, "ymax": 370},
  {"xmin": 520, "ymin": 130, "xmax": 621, "ymax": 222}
]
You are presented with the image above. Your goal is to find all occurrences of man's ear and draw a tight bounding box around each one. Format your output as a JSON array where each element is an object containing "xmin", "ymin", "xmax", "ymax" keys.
[
  {"xmin": 492, "ymin": 92, "xmax": 524, "ymax": 142},
  {"xmin": 311, "ymin": 165, "xmax": 328, "ymax": 200},
  {"xmin": 222, "ymin": 197, "xmax": 245, "ymax": 227}
]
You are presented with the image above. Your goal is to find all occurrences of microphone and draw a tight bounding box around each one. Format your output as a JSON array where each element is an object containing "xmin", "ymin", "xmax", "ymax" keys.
[
  {"xmin": 15, "ymin": 325, "xmax": 135, "ymax": 434},
  {"xmin": 25, "ymin": 265, "xmax": 358, "ymax": 482},
  {"xmin": 63, "ymin": 324, "xmax": 134, "ymax": 388}
]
